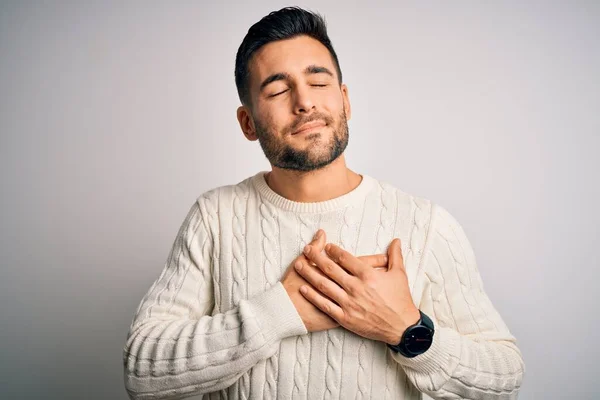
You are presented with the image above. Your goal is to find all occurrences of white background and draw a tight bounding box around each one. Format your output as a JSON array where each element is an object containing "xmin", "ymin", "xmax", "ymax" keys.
[{"xmin": 1, "ymin": 1, "xmax": 598, "ymax": 399}]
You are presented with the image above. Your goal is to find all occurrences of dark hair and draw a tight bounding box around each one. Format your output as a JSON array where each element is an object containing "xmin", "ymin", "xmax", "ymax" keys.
[{"xmin": 234, "ymin": 6, "xmax": 343, "ymax": 106}]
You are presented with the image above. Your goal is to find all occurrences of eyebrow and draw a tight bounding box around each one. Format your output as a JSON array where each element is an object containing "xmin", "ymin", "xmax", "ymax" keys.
[{"xmin": 259, "ymin": 65, "xmax": 334, "ymax": 92}]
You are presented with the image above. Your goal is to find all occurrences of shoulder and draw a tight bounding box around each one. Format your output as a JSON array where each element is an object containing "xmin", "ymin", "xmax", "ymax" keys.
[
  {"xmin": 369, "ymin": 176, "xmax": 436, "ymax": 222},
  {"xmin": 193, "ymin": 174, "xmax": 256, "ymax": 208},
  {"xmin": 182, "ymin": 174, "xmax": 257, "ymax": 231},
  {"xmin": 416, "ymin": 201, "xmax": 477, "ymax": 274},
  {"xmin": 369, "ymin": 176, "xmax": 469, "ymax": 242}
]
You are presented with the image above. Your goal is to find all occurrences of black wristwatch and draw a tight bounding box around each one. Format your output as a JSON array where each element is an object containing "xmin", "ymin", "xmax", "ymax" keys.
[{"xmin": 387, "ymin": 310, "xmax": 435, "ymax": 358}]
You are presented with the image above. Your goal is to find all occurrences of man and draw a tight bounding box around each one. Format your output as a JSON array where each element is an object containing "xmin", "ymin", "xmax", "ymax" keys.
[{"xmin": 123, "ymin": 7, "xmax": 524, "ymax": 400}]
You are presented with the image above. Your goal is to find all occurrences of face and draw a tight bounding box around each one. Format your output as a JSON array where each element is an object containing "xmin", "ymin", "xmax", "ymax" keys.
[{"xmin": 237, "ymin": 35, "xmax": 352, "ymax": 172}]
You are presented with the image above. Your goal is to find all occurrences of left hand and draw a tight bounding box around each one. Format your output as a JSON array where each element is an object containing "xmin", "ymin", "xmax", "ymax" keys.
[{"xmin": 295, "ymin": 238, "xmax": 420, "ymax": 345}]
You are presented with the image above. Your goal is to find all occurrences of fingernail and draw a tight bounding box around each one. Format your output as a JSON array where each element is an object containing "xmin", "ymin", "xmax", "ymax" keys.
[
  {"xmin": 325, "ymin": 243, "xmax": 331, "ymax": 253},
  {"xmin": 300, "ymin": 286, "xmax": 308, "ymax": 294},
  {"xmin": 303, "ymin": 245, "xmax": 311, "ymax": 255},
  {"xmin": 313, "ymin": 230, "xmax": 321, "ymax": 240},
  {"xmin": 295, "ymin": 261, "xmax": 303, "ymax": 271}
]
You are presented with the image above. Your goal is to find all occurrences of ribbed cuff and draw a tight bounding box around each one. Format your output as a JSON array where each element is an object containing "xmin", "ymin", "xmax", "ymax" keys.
[
  {"xmin": 248, "ymin": 282, "xmax": 308, "ymax": 343},
  {"xmin": 391, "ymin": 327, "xmax": 461, "ymax": 374}
]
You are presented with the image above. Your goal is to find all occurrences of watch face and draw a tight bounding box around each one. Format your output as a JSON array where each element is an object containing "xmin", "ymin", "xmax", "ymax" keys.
[{"xmin": 404, "ymin": 326, "xmax": 433, "ymax": 354}]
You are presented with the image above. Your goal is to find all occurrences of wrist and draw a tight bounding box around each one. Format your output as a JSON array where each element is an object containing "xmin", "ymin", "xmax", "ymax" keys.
[{"xmin": 386, "ymin": 306, "xmax": 421, "ymax": 345}]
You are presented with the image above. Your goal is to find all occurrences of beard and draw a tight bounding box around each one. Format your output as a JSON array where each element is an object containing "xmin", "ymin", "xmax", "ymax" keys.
[{"xmin": 254, "ymin": 110, "xmax": 349, "ymax": 172}]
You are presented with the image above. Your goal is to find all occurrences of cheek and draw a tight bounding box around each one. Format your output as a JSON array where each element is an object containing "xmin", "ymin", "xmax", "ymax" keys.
[
  {"xmin": 256, "ymin": 106, "xmax": 288, "ymax": 133},
  {"xmin": 321, "ymin": 91, "xmax": 345, "ymax": 114}
]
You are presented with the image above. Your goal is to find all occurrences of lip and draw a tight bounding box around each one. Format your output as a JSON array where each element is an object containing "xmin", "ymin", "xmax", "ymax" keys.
[{"xmin": 291, "ymin": 121, "xmax": 326, "ymax": 135}]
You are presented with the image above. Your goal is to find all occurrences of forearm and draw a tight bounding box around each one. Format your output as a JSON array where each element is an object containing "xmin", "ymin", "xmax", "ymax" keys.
[
  {"xmin": 393, "ymin": 327, "xmax": 524, "ymax": 399},
  {"xmin": 395, "ymin": 202, "xmax": 525, "ymax": 399},
  {"xmin": 123, "ymin": 282, "xmax": 307, "ymax": 400}
]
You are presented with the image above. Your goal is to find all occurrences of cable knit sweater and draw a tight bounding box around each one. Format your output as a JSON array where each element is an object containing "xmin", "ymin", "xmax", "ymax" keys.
[{"xmin": 123, "ymin": 171, "xmax": 525, "ymax": 400}]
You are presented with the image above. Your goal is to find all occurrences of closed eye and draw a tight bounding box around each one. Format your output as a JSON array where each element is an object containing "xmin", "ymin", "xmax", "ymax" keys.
[
  {"xmin": 269, "ymin": 84, "xmax": 327, "ymax": 98},
  {"xmin": 269, "ymin": 89, "xmax": 289, "ymax": 97}
]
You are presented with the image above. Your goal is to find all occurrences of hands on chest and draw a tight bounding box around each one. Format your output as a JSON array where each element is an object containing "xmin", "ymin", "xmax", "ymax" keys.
[{"xmin": 281, "ymin": 230, "xmax": 420, "ymax": 345}]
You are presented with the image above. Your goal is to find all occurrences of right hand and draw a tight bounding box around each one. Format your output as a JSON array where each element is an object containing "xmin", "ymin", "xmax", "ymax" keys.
[{"xmin": 282, "ymin": 229, "xmax": 389, "ymax": 332}]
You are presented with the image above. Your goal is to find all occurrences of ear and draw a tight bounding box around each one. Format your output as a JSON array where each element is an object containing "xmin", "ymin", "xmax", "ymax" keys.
[
  {"xmin": 341, "ymin": 83, "xmax": 351, "ymax": 121},
  {"xmin": 237, "ymin": 105, "xmax": 258, "ymax": 141}
]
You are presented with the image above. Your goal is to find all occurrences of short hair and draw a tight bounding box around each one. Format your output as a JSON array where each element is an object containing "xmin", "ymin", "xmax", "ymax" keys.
[{"xmin": 234, "ymin": 6, "xmax": 343, "ymax": 106}]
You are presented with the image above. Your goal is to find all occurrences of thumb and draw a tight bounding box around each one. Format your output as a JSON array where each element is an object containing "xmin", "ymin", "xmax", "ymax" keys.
[
  {"xmin": 387, "ymin": 238, "xmax": 404, "ymax": 272},
  {"xmin": 311, "ymin": 229, "xmax": 327, "ymax": 252}
]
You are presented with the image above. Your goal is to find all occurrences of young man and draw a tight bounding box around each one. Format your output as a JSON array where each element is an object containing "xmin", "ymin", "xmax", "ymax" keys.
[{"xmin": 123, "ymin": 7, "xmax": 524, "ymax": 400}]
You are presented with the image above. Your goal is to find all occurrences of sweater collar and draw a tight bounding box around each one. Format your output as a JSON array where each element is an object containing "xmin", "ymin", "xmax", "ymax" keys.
[{"xmin": 251, "ymin": 170, "xmax": 376, "ymax": 213}]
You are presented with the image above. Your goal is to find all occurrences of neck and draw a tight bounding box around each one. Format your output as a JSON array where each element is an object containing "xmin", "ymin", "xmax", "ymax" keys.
[{"xmin": 265, "ymin": 155, "xmax": 362, "ymax": 203}]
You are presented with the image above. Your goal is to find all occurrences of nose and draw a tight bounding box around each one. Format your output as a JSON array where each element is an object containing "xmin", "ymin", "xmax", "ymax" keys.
[{"xmin": 292, "ymin": 84, "xmax": 315, "ymax": 114}]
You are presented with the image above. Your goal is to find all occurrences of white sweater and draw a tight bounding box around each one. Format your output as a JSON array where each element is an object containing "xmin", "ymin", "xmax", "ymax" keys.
[{"xmin": 123, "ymin": 171, "xmax": 525, "ymax": 400}]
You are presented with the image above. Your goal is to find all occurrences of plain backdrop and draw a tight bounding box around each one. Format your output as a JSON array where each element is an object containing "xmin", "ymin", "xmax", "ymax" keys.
[{"xmin": 1, "ymin": 1, "xmax": 598, "ymax": 399}]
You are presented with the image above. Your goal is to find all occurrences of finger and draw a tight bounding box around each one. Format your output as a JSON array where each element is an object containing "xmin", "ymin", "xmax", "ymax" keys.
[
  {"xmin": 324, "ymin": 243, "xmax": 368, "ymax": 277},
  {"xmin": 304, "ymin": 229, "xmax": 327, "ymax": 266},
  {"xmin": 303, "ymin": 244, "xmax": 354, "ymax": 291},
  {"xmin": 294, "ymin": 258, "xmax": 348, "ymax": 304},
  {"xmin": 387, "ymin": 238, "xmax": 404, "ymax": 272},
  {"xmin": 357, "ymin": 254, "xmax": 388, "ymax": 269},
  {"xmin": 299, "ymin": 284, "xmax": 344, "ymax": 322},
  {"xmin": 310, "ymin": 229, "xmax": 327, "ymax": 251}
]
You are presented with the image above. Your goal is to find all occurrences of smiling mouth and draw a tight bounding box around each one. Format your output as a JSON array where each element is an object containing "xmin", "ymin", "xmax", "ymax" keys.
[{"xmin": 292, "ymin": 121, "xmax": 326, "ymax": 135}]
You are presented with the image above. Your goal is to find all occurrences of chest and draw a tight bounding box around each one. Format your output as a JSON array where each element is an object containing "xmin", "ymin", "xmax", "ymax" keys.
[{"xmin": 209, "ymin": 204, "xmax": 427, "ymax": 313}]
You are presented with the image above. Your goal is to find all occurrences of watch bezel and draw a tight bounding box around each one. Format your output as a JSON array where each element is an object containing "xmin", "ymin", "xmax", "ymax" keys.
[
  {"xmin": 387, "ymin": 310, "xmax": 435, "ymax": 358},
  {"xmin": 403, "ymin": 326, "xmax": 434, "ymax": 355}
]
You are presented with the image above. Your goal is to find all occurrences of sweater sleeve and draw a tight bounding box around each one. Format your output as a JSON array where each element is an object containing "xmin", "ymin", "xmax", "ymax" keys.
[
  {"xmin": 392, "ymin": 204, "xmax": 525, "ymax": 399},
  {"xmin": 122, "ymin": 198, "xmax": 307, "ymax": 400}
]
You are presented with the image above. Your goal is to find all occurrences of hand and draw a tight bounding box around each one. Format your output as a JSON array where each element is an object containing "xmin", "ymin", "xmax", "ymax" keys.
[
  {"xmin": 295, "ymin": 238, "xmax": 420, "ymax": 344},
  {"xmin": 282, "ymin": 229, "xmax": 390, "ymax": 333}
]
